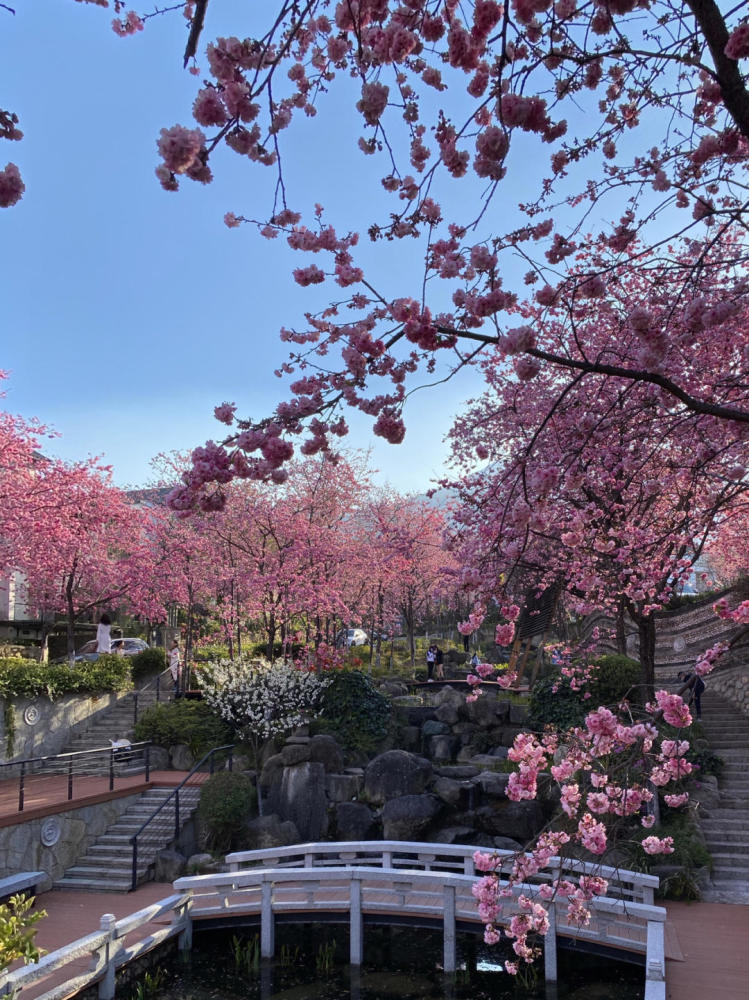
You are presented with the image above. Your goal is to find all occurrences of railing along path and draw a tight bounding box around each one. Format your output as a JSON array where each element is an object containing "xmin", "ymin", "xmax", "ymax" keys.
[{"xmin": 0, "ymin": 842, "xmax": 666, "ymax": 1000}]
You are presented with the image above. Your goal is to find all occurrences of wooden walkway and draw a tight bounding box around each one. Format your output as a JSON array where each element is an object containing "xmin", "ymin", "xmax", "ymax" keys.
[{"xmin": 0, "ymin": 770, "xmax": 210, "ymax": 828}]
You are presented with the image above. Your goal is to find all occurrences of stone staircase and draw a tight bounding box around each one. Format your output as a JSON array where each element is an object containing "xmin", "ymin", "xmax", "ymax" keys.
[
  {"xmin": 53, "ymin": 785, "xmax": 202, "ymax": 891},
  {"xmin": 696, "ymin": 694, "xmax": 749, "ymax": 903},
  {"xmin": 42, "ymin": 682, "xmax": 164, "ymax": 778}
]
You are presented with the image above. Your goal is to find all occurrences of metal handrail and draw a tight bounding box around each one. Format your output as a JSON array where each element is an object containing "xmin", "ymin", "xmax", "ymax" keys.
[
  {"xmin": 127, "ymin": 667, "xmax": 174, "ymax": 726},
  {"xmin": 0, "ymin": 742, "xmax": 153, "ymax": 812},
  {"xmin": 129, "ymin": 743, "xmax": 234, "ymax": 890}
]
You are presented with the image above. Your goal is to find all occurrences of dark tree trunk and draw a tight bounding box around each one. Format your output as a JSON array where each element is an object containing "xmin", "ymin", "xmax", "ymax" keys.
[{"xmin": 637, "ymin": 612, "xmax": 657, "ymax": 701}]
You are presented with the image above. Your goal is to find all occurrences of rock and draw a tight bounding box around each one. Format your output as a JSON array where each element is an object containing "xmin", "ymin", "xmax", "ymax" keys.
[
  {"xmin": 422, "ymin": 720, "xmax": 451, "ymax": 738},
  {"xmin": 433, "ymin": 777, "xmax": 463, "ymax": 807},
  {"xmin": 244, "ymin": 814, "xmax": 300, "ymax": 850},
  {"xmin": 186, "ymin": 852, "xmax": 214, "ymax": 873},
  {"xmin": 381, "ymin": 794, "xmax": 443, "ymax": 840},
  {"xmin": 379, "ymin": 681, "xmax": 409, "ymax": 697},
  {"xmin": 259, "ymin": 753, "xmax": 286, "ymax": 790},
  {"xmin": 431, "ymin": 826, "xmax": 476, "ymax": 845},
  {"xmin": 335, "ymin": 802, "xmax": 376, "ymax": 840},
  {"xmin": 435, "ymin": 703, "xmax": 460, "ymax": 726},
  {"xmin": 693, "ymin": 775, "xmax": 721, "ymax": 813},
  {"xmin": 276, "ymin": 761, "xmax": 329, "ymax": 840},
  {"xmin": 230, "ymin": 754, "xmax": 254, "ymax": 772},
  {"xmin": 490, "ymin": 746, "xmax": 509, "ymax": 759},
  {"xmin": 309, "ymin": 734, "xmax": 345, "ymax": 773},
  {"xmin": 398, "ymin": 725, "xmax": 421, "ymax": 752},
  {"xmin": 171, "ymin": 744, "xmax": 196, "ymax": 771},
  {"xmin": 475, "ymin": 771, "xmax": 510, "ymax": 798},
  {"xmin": 429, "ymin": 735, "xmax": 458, "ymax": 761},
  {"xmin": 325, "ymin": 773, "xmax": 363, "ymax": 802},
  {"xmin": 468, "ymin": 754, "xmax": 508, "ymax": 771},
  {"xmin": 466, "ymin": 696, "xmax": 499, "ymax": 727},
  {"xmin": 364, "ymin": 750, "xmax": 433, "ymax": 805},
  {"xmin": 148, "ymin": 746, "xmax": 170, "ymax": 770},
  {"xmin": 474, "ymin": 801, "xmax": 544, "ymax": 841},
  {"xmin": 495, "ymin": 700, "xmax": 511, "ymax": 722},
  {"xmin": 433, "ymin": 764, "xmax": 480, "ymax": 780},
  {"xmin": 493, "ymin": 836, "xmax": 524, "ymax": 852},
  {"xmin": 281, "ymin": 743, "xmax": 311, "ymax": 766},
  {"xmin": 154, "ymin": 848, "xmax": 186, "ymax": 882},
  {"xmin": 509, "ymin": 703, "xmax": 529, "ymax": 725},
  {"xmin": 392, "ymin": 695, "xmax": 423, "ymax": 709},
  {"xmin": 406, "ymin": 706, "xmax": 438, "ymax": 727}
]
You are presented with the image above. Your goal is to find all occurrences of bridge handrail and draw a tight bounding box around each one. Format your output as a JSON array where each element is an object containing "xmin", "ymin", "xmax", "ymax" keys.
[{"xmin": 225, "ymin": 840, "xmax": 659, "ymax": 903}]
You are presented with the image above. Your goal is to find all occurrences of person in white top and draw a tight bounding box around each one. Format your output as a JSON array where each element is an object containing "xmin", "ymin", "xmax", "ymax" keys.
[
  {"xmin": 168, "ymin": 638, "xmax": 181, "ymax": 698},
  {"xmin": 96, "ymin": 614, "xmax": 112, "ymax": 654}
]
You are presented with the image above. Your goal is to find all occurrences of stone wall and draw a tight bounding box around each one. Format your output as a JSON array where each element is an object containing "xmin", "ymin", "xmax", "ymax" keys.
[
  {"xmin": 0, "ymin": 692, "xmax": 121, "ymax": 762},
  {"xmin": 0, "ymin": 792, "xmax": 143, "ymax": 889}
]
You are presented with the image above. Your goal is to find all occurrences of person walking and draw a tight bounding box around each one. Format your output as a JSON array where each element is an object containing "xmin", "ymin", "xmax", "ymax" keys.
[
  {"xmin": 96, "ymin": 613, "xmax": 112, "ymax": 654},
  {"xmin": 168, "ymin": 638, "xmax": 182, "ymax": 698},
  {"xmin": 678, "ymin": 670, "xmax": 706, "ymax": 721}
]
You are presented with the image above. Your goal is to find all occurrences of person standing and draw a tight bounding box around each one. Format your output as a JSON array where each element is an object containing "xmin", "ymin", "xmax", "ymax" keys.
[
  {"xmin": 434, "ymin": 645, "xmax": 445, "ymax": 680},
  {"xmin": 426, "ymin": 644, "xmax": 436, "ymax": 681},
  {"xmin": 96, "ymin": 614, "xmax": 112, "ymax": 654},
  {"xmin": 678, "ymin": 670, "xmax": 706, "ymax": 721},
  {"xmin": 168, "ymin": 638, "xmax": 182, "ymax": 698}
]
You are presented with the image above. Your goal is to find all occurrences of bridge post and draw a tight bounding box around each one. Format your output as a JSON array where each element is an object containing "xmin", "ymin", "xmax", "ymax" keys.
[
  {"xmin": 350, "ymin": 875, "xmax": 363, "ymax": 965},
  {"xmin": 443, "ymin": 884, "xmax": 456, "ymax": 973},
  {"xmin": 261, "ymin": 879, "xmax": 275, "ymax": 959},
  {"xmin": 544, "ymin": 903, "xmax": 557, "ymax": 981},
  {"xmin": 98, "ymin": 914, "xmax": 117, "ymax": 1000}
]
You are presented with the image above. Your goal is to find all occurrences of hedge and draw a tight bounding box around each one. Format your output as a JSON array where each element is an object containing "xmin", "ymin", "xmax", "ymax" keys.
[{"xmin": 0, "ymin": 656, "xmax": 132, "ymax": 701}]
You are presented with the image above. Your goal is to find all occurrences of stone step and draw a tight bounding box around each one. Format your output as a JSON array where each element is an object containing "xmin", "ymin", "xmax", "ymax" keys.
[
  {"xmin": 702, "ymin": 840, "xmax": 749, "ymax": 854},
  {"xmin": 53, "ymin": 876, "xmax": 134, "ymax": 892}
]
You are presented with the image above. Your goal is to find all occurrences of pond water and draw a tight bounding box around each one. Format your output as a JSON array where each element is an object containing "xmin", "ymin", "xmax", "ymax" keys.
[{"xmin": 131, "ymin": 924, "xmax": 644, "ymax": 1000}]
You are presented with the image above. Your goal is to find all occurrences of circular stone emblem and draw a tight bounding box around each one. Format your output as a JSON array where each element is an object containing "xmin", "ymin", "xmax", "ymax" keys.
[
  {"xmin": 23, "ymin": 704, "xmax": 41, "ymax": 726},
  {"xmin": 673, "ymin": 636, "xmax": 686, "ymax": 653},
  {"xmin": 41, "ymin": 818, "xmax": 61, "ymax": 847}
]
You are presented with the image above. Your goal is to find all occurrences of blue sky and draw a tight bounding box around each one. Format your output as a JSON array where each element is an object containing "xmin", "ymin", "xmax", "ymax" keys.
[{"xmin": 2, "ymin": 0, "xmax": 489, "ymax": 492}]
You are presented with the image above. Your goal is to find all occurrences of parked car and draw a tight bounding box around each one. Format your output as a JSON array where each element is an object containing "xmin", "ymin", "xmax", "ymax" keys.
[{"xmin": 336, "ymin": 628, "xmax": 369, "ymax": 648}]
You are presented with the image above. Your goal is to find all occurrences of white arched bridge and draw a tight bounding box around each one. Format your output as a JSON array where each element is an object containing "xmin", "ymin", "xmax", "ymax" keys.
[{"xmin": 0, "ymin": 841, "xmax": 666, "ymax": 1000}]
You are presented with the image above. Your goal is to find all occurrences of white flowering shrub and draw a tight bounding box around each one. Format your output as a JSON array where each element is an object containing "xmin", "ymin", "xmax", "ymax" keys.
[{"xmin": 199, "ymin": 657, "xmax": 330, "ymax": 757}]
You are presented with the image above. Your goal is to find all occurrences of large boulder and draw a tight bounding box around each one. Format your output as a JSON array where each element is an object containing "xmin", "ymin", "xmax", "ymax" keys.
[
  {"xmin": 381, "ymin": 794, "xmax": 443, "ymax": 840},
  {"xmin": 433, "ymin": 764, "xmax": 480, "ymax": 779},
  {"xmin": 259, "ymin": 752, "xmax": 285, "ymax": 790},
  {"xmin": 335, "ymin": 802, "xmax": 377, "ymax": 841},
  {"xmin": 475, "ymin": 771, "xmax": 510, "ymax": 798},
  {"xmin": 364, "ymin": 750, "xmax": 433, "ymax": 805},
  {"xmin": 435, "ymin": 702, "xmax": 460, "ymax": 726},
  {"xmin": 432, "ymin": 776, "xmax": 463, "ymax": 808},
  {"xmin": 171, "ymin": 744, "xmax": 196, "ymax": 771},
  {"xmin": 243, "ymin": 814, "xmax": 300, "ymax": 850},
  {"xmin": 325, "ymin": 773, "xmax": 363, "ymax": 802},
  {"xmin": 422, "ymin": 720, "xmax": 451, "ymax": 738},
  {"xmin": 281, "ymin": 742, "xmax": 311, "ymax": 766},
  {"xmin": 473, "ymin": 801, "xmax": 544, "ymax": 842},
  {"xmin": 154, "ymin": 848, "xmax": 186, "ymax": 882},
  {"xmin": 309, "ymin": 734, "xmax": 345, "ymax": 773},
  {"xmin": 428, "ymin": 734, "xmax": 459, "ymax": 762},
  {"xmin": 275, "ymin": 761, "xmax": 329, "ymax": 840},
  {"xmin": 148, "ymin": 746, "xmax": 170, "ymax": 770}
]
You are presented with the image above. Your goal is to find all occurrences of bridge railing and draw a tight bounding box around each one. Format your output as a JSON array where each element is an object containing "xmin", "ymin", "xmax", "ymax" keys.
[
  {"xmin": 225, "ymin": 840, "xmax": 659, "ymax": 905},
  {"xmin": 174, "ymin": 862, "xmax": 666, "ymax": 998}
]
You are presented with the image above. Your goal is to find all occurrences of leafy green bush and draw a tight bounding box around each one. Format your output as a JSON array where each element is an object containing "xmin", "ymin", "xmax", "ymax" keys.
[
  {"xmin": 134, "ymin": 701, "xmax": 234, "ymax": 758},
  {"xmin": 318, "ymin": 670, "xmax": 392, "ymax": 753},
  {"xmin": 527, "ymin": 674, "xmax": 587, "ymax": 732},
  {"xmin": 0, "ymin": 894, "xmax": 46, "ymax": 971},
  {"xmin": 198, "ymin": 771, "xmax": 256, "ymax": 851},
  {"xmin": 629, "ymin": 812, "xmax": 712, "ymax": 900},
  {"xmin": 194, "ymin": 643, "xmax": 230, "ymax": 662},
  {"xmin": 588, "ymin": 654, "xmax": 642, "ymax": 705},
  {"xmin": 0, "ymin": 656, "xmax": 131, "ymax": 700},
  {"xmin": 130, "ymin": 647, "xmax": 167, "ymax": 680},
  {"xmin": 248, "ymin": 641, "xmax": 305, "ymax": 660}
]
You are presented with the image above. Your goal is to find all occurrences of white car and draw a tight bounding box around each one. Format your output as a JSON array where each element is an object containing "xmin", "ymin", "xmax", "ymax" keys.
[{"xmin": 337, "ymin": 628, "xmax": 369, "ymax": 648}]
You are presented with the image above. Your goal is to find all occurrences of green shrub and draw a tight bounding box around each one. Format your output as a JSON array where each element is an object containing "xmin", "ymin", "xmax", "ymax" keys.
[
  {"xmin": 628, "ymin": 812, "xmax": 712, "ymax": 900},
  {"xmin": 248, "ymin": 641, "xmax": 305, "ymax": 661},
  {"xmin": 318, "ymin": 670, "xmax": 391, "ymax": 754},
  {"xmin": 0, "ymin": 894, "xmax": 46, "ymax": 971},
  {"xmin": 198, "ymin": 771, "xmax": 256, "ymax": 851},
  {"xmin": 0, "ymin": 657, "xmax": 131, "ymax": 700},
  {"xmin": 130, "ymin": 647, "xmax": 167, "ymax": 680},
  {"xmin": 194, "ymin": 643, "xmax": 230, "ymax": 662},
  {"xmin": 527, "ymin": 674, "xmax": 587, "ymax": 732},
  {"xmin": 589, "ymin": 654, "xmax": 642, "ymax": 705},
  {"xmin": 133, "ymin": 701, "xmax": 234, "ymax": 758}
]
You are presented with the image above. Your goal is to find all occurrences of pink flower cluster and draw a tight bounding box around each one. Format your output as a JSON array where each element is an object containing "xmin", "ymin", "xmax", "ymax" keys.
[
  {"xmin": 0, "ymin": 163, "xmax": 24, "ymax": 208},
  {"xmin": 725, "ymin": 24, "xmax": 749, "ymax": 60}
]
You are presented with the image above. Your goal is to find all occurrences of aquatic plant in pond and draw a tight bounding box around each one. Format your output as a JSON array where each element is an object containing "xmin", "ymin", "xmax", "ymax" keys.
[{"xmin": 124, "ymin": 924, "xmax": 645, "ymax": 1000}]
